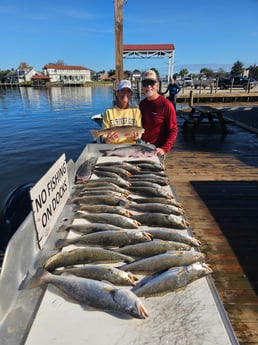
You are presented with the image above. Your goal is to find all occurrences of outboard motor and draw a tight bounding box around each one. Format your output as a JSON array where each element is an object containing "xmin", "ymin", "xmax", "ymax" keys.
[{"xmin": 0, "ymin": 183, "xmax": 34, "ymax": 250}]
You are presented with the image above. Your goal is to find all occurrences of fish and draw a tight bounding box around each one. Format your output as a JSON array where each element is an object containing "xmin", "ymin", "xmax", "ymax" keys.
[
  {"xmin": 130, "ymin": 162, "xmax": 164, "ymax": 172},
  {"xmin": 55, "ymin": 230, "xmax": 153, "ymax": 249},
  {"xmin": 129, "ymin": 176, "xmax": 170, "ymax": 186},
  {"xmin": 99, "ymin": 144, "xmax": 157, "ymax": 158},
  {"xmin": 145, "ymin": 228, "xmax": 201, "ymax": 247},
  {"xmin": 90, "ymin": 126, "xmax": 145, "ymax": 141},
  {"xmin": 94, "ymin": 165, "xmax": 131, "ymax": 178},
  {"xmin": 70, "ymin": 194, "xmax": 129, "ymax": 206},
  {"xmin": 128, "ymin": 202, "xmax": 184, "ymax": 216},
  {"xmin": 75, "ymin": 205, "xmax": 132, "ymax": 217},
  {"xmin": 125, "ymin": 159, "xmax": 165, "ymax": 169},
  {"xmin": 130, "ymin": 181, "xmax": 165, "ymax": 189},
  {"xmin": 54, "ymin": 264, "xmax": 139, "ymax": 286},
  {"xmin": 43, "ymin": 247, "xmax": 135, "ymax": 271},
  {"xmin": 128, "ymin": 186, "xmax": 174, "ymax": 199},
  {"xmin": 75, "ymin": 157, "xmax": 98, "ymax": 182},
  {"xmin": 79, "ymin": 183, "xmax": 131, "ymax": 196},
  {"xmin": 61, "ymin": 223, "xmax": 125, "ymax": 235},
  {"xmin": 132, "ymin": 263, "xmax": 213, "ymax": 297},
  {"xmin": 92, "ymin": 170, "xmax": 127, "ymax": 180},
  {"xmin": 128, "ymin": 196, "xmax": 182, "ymax": 208},
  {"xmin": 21, "ymin": 268, "xmax": 148, "ymax": 319},
  {"xmin": 77, "ymin": 190, "xmax": 129, "ymax": 199},
  {"xmin": 96, "ymin": 161, "xmax": 141, "ymax": 173},
  {"xmin": 74, "ymin": 213, "xmax": 141, "ymax": 229},
  {"xmin": 120, "ymin": 251, "xmax": 205, "ymax": 275},
  {"xmin": 115, "ymin": 239, "xmax": 191, "ymax": 258},
  {"xmin": 77, "ymin": 178, "xmax": 131, "ymax": 188},
  {"xmin": 132, "ymin": 213, "xmax": 189, "ymax": 229}
]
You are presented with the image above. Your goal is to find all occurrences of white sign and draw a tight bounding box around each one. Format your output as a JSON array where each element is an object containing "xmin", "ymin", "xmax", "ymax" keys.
[{"xmin": 30, "ymin": 153, "xmax": 70, "ymax": 248}]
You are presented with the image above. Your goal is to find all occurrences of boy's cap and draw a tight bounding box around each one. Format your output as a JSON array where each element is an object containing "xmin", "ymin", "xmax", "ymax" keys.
[{"xmin": 117, "ymin": 80, "xmax": 133, "ymax": 91}]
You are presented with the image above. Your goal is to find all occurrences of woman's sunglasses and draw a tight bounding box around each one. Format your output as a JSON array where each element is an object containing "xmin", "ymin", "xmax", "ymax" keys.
[{"xmin": 142, "ymin": 79, "xmax": 156, "ymax": 87}]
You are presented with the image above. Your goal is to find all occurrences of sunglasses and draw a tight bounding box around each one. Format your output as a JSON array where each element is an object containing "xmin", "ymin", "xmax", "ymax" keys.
[{"xmin": 142, "ymin": 79, "xmax": 157, "ymax": 87}]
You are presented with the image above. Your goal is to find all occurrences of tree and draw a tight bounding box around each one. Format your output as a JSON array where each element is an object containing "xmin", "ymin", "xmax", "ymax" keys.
[
  {"xmin": 200, "ymin": 68, "xmax": 214, "ymax": 78},
  {"xmin": 18, "ymin": 62, "xmax": 32, "ymax": 69},
  {"xmin": 179, "ymin": 69, "xmax": 189, "ymax": 78},
  {"xmin": 230, "ymin": 60, "xmax": 244, "ymax": 76},
  {"xmin": 248, "ymin": 64, "xmax": 258, "ymax": 80}
]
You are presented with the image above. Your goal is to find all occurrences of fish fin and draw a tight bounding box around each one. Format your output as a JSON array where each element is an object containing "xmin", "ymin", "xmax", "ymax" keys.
[
  {"xmin": 90, "ymin": 129, "xmax": 100, "ymax": 140},
  {"xmin": 55, "ymin": 238, "xmax": 68, "ymax": 249},
  {"xmin": 19, "ymin": 267, "xmax": 48, "ymax": 290}
]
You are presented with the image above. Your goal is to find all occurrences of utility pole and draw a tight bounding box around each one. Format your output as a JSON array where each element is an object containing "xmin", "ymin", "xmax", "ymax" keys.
[{"xmin": 114, "ymin": 0, "xmax": 124, "ymax": 86}]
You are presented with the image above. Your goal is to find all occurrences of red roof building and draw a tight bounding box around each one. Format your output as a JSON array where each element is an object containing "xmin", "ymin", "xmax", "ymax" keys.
[
  {"xmin": 43, "ymin": 64, "xmax": 91, "ymax": 84},
  {"xmin": 123, "ymin": 44, "xmax": 175, "ymax": 79}
]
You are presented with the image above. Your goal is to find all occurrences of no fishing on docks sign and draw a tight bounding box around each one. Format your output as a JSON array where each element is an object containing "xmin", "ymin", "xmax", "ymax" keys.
[{"xmin": 30, "ymin": 153, "xmax": 70, "ymax": 248}]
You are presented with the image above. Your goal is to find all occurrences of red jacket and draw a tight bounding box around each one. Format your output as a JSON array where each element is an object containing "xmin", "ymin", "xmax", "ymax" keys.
[{"xmin": 139, "ymin": 95, "xmax": 178, "ymax": 153}]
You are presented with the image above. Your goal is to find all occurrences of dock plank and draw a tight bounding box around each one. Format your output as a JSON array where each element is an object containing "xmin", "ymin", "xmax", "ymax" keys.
[{"xmin": 165, "ymin": 117, "xmax": 258, "ymax": 345}]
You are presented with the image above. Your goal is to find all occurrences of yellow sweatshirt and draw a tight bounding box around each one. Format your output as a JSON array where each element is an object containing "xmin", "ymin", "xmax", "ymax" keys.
[{"xmin": 102, "ymin": 106, "xmax": 142, "ymax": 144}]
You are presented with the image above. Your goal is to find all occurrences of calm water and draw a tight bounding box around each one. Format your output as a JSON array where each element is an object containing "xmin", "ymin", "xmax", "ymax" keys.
[{"xmin": 0, "ymin": 85, "xmax": 114, "ymax": 210}]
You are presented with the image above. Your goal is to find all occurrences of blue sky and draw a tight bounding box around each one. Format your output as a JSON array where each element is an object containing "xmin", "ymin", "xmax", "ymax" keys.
[{"xmin": 0, "ymin": 0, "xmax": 257, "ymax": 77}]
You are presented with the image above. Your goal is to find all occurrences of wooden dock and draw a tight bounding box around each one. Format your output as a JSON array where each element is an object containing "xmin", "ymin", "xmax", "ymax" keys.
[{"xmin": 165, "ymin": 113, "xmax": 258, "ymax": 345}]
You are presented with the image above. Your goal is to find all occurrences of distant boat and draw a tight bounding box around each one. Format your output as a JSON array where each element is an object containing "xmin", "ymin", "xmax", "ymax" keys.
[{"xmin": 91, "ymin": 113, "xmax": 103, "ymax": 127}]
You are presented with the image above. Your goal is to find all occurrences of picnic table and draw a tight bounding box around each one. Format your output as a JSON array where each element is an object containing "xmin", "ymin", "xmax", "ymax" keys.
[{"xmin": 182, "ymin": 105, "xmax": 228, "ymax": 134}]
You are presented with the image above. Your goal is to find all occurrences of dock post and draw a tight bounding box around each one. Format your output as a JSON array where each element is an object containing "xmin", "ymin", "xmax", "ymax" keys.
[{"xmin": 189, "ymin": 90, "xmax": 194, "ymax": 107}]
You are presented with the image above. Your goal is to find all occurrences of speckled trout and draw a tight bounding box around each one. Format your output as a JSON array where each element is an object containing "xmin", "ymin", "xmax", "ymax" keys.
[
  {"xmin": 132, "ymin": 263, "xmax": 213, "ymax": 297},
  {"xmin": 43, "ymin": 247, "xmax": 134, "ymax": 271},
  {"xmin": 55, "ymin": 230, "xmax": 153, "ymax": 249},
  {"xmin": 132, "ymin": 213, "xmax": 188, "ymax": 229},
  {"xmin": 120, "ymin": 251, "xmax": 205, "ymax": 275},
  {"xmin": 21, "ymin": 268, "xmax": 148, "ymax": 319},
  {"xmin": 54, "ymin": 264, "xmax": 139, "ymax": 286},
  {"xmin": 116, "ymin": 240, "xmax": 191, "ymax": 258},
  {"xmin": 90, "ymin": 126, "xmax": 145, "ymax": 141}
]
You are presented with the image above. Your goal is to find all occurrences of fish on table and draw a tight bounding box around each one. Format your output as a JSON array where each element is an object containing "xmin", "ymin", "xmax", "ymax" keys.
[
  {"xmin": 128, "ymin": 202, "xmax": 184, "ymax": 216},
  {"xmin": 132, "ymin": 213, "xmax": 189, "ymax": 229},
  {"xmin": 59, "ymin": 223, "xmax": 125, "ymax": 235},
  {"xmin": 74, "ymin": 205, "xmax": 132, "ymax": 217},
  {"xmin": 120, "ymin": 251, "xmax": 205, "ymax": 275},
  {"xmin": 96, "ymin": 161, "xmax": 141, "ymax": 173},
  {"xmin": 43, "ymin": 247, "xmax": 134, "ymax": 271},
  {"xmin": 90, "ymin": 126, "xmax": 145, "ymax": 141},
  {"xmin": 99, "ymin": 144, "xmax": 157, "ymax": 158},
  {"xmin": 128, "ymin": 196, "xmax": 182, "ymax": 208},
  {"xmin": 77, "ymin": 182, "xmax": 131, "ymax": 196},
  {"xmin": 74, "ymin": 212, "xmax": 141, "ymax": 229},
  {"xmin": 145, "ymin": 228, "xmax": 201, "ymax": 247},
  {"xmin": 70, "ymin": 194, "xmax": 129, "ymax": 207},
  {"xmin": 21, "ymin": 268, "xmax": 148, "ymax": 319},
  {"xmin": 53, "ymin": 264, "xmax": 139, "ymax": 286},
  {"xmin": 128, "ymin": 186, "xmax": 174, "ymax": 199},
  {"xmin": 115, "ymin": 239, "xmax": 191, "ymax": 258},
  {"xmin": 55, "ymin": 230, "xmax": 153, "ymax": 249},
  {"xmin": 93, "ymin": 165, "xmax": 132, "ymax": 178},
  {"xmin": 75, "ymin": 157, "xmax": 98, "ymax": 182},
  {"xmin": 132, "ymin": 263, "xmax": 213, "ymax": 297}
]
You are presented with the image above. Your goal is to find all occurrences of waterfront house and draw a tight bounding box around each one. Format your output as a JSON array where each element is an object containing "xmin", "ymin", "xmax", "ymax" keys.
[
  {"xmin": 43, "ymin": 64, "xmax": 91, "ymax": 84},
  {"xmin": 5, "ymin": 67, "xmax": 38, "ymax": 83}
]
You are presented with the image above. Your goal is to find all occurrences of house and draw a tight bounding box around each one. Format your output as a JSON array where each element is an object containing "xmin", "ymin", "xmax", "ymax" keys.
[
  {"xmin": 5, "ymin": 68, "xmax": 38, "ymax": 83},
  {"xmin": 43, "ymin": 64, "xmax": 91, "ymax": 84}
]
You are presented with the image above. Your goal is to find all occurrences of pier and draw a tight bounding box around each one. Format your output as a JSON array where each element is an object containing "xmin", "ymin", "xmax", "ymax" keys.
[{"xmin": 165, "ymin": 107, "xmax": 258, "ymax": 345}]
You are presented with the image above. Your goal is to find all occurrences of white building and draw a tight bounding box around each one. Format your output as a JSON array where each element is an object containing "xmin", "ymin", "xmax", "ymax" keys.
[{"xmin": 43, "ymin": 64, "xmax": 91, "ymax": 84}]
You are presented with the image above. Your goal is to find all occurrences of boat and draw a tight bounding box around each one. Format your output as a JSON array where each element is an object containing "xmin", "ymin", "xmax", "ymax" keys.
[
  {"xmin": 0, "ymin": 143, "xmax": 239, "ymax": 345},
  {"xmin": 91, "ymin": 113, "xmax": 103, "ymax": 127}
]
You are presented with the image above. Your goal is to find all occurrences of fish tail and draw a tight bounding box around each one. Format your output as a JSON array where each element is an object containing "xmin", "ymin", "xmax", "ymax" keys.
[
  {"xmin": 19, "ymin": 267, "xmax": 49, "ymax": 290},
  {"xmin": 55, "ymin": 238, "xmax": 69, "ymax": 249},
  {"xmin": 90, "ymin": 129, "xmax": 100, "ymax": 140}
]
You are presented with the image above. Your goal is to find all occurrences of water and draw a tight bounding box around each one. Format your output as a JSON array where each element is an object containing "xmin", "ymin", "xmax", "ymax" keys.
[{"xmin": 0, "ymin": 85, "xmax": 114, "ymax": 210}]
